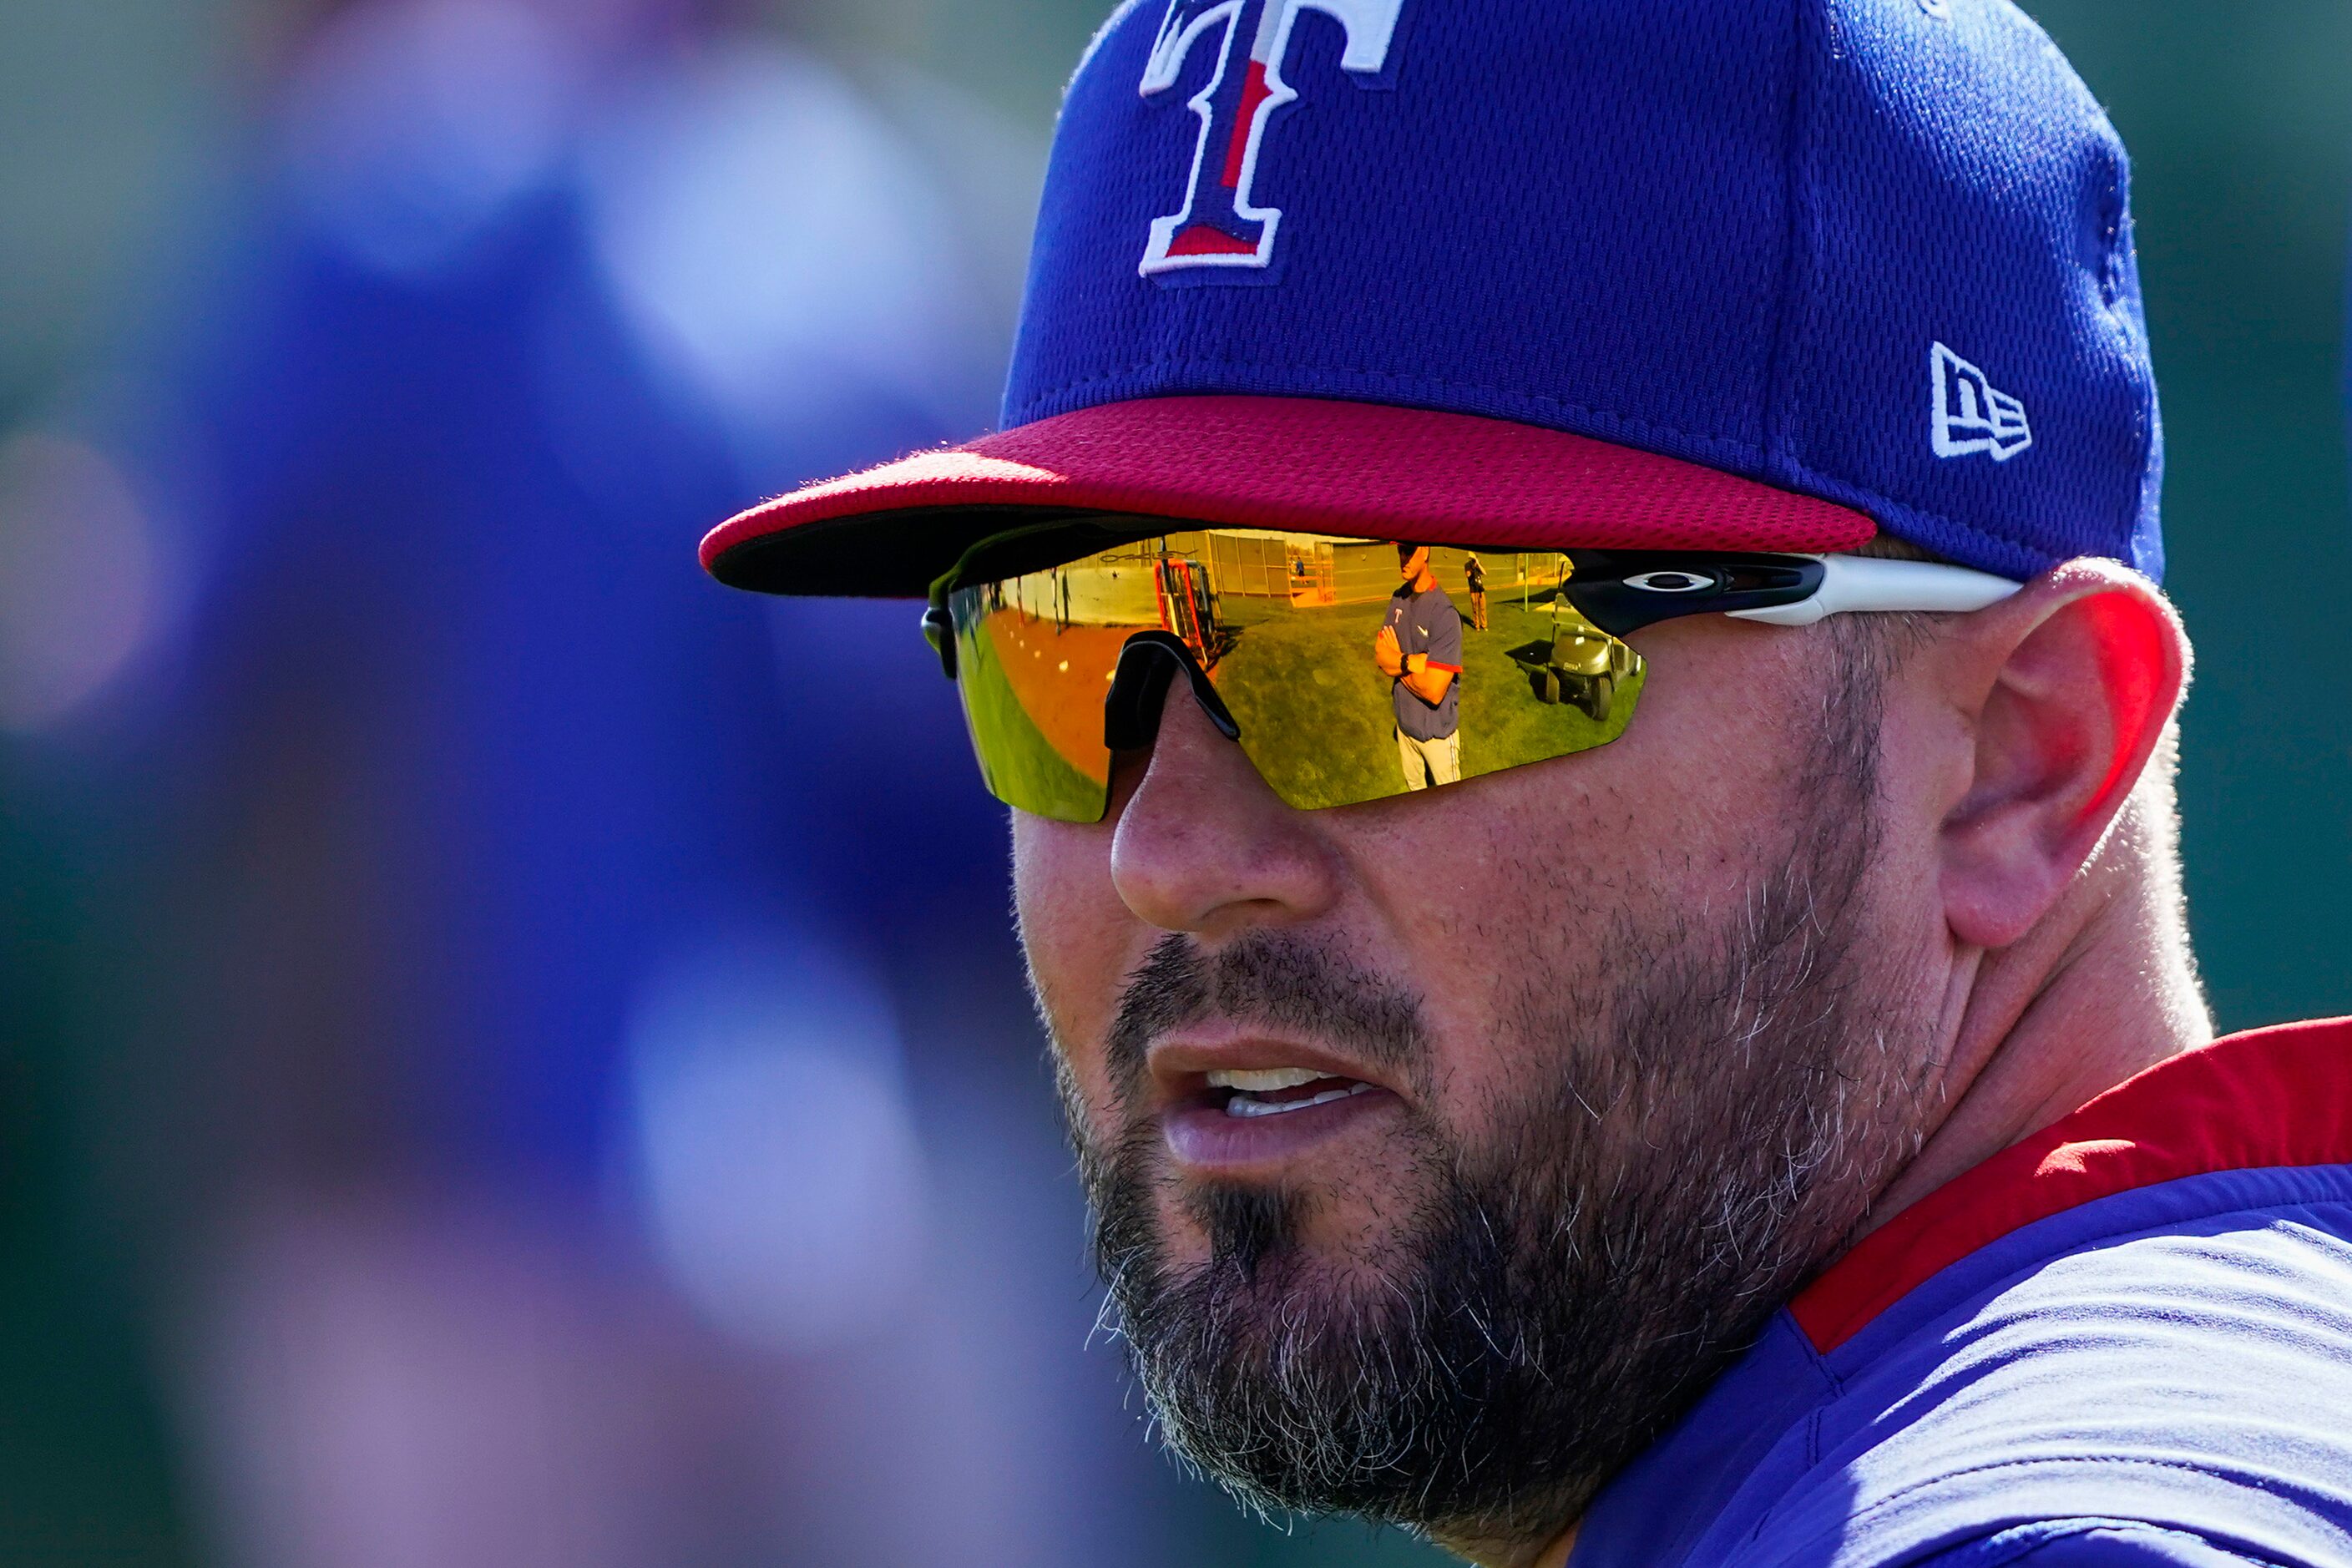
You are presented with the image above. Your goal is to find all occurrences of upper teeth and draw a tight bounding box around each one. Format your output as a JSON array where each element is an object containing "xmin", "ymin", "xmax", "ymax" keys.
[{"xmin": 1206, "ymin": 1067, "xmax": 1328, "ymax": 1092}]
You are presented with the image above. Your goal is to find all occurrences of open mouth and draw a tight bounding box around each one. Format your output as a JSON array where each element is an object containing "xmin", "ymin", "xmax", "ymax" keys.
[
  {"xmin": 1207, "ymin": 1067, "xmax": 1383, "ymax": 1119},
  {"xmin": 1151, "ymin": 1042, "xmax": 1405, "ymax": 1172}
]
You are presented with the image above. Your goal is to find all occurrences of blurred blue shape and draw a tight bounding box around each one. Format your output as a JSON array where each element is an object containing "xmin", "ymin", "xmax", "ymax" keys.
[
  {"xmin": 94, "ymin": 5, "xmax": 1211, "ymax": 1563},
  {"xmin": 282, "ymin": 0, "xmax": 585, "ymax": 279},
  {"xmin": 137, "ymin": 0, "xmax": 1013, "ymax": 1190},
  {"xmin": 625, "ymin": 924, "xmax": 930, "ymax": 1355},
  {"xmin": 577, "ymin": 39, "xmax": 1005, "ymax": 479}
]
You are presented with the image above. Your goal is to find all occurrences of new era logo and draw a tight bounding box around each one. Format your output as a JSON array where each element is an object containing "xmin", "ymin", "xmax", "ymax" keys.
[{"xmin": 1930, "ymin": 343, "xmax": 2033, "ymax": 463}]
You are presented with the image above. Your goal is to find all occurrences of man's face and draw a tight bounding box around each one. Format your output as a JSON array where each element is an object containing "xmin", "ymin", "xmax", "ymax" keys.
[
  {"xmin": 1397, "ymin": 544, "xmax": 1428, "ymax": 581},
  {"xmin": 1015, "ymin": 610, "xmax": 1952, "ymax": 1537}
]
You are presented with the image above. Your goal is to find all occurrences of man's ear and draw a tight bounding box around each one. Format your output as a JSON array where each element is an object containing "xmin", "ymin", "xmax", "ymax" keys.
[{"xmin": 1936, "ymin": 560, "xmax": 2189, "ymax": 951}]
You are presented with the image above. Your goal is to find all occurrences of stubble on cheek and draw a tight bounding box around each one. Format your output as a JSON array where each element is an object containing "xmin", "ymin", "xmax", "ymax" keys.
[
  {"xmin": 1033, "ymin": 963, "xmax": 1126, "ymax": 1217},
  {"xmin": 1012, "ymin": 817, "xmax": 1132, "ymax": 1171}
]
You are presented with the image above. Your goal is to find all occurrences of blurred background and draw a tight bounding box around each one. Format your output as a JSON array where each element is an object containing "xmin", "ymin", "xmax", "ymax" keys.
[{"xmin": 0, "ymin": 2, "xmax": 2343, "ymax": 1564}]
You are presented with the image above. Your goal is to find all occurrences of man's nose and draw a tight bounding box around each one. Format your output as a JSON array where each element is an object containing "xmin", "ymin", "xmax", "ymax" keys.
[{"xmin": 1108, "ymin": 684, "xmax": 1343, "ymax": 937}]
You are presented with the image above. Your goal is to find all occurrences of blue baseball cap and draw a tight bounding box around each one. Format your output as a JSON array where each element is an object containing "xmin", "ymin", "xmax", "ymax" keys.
[{"xmin": 703, "ymin": 0, "xmax": 2162, "ymax": 597}]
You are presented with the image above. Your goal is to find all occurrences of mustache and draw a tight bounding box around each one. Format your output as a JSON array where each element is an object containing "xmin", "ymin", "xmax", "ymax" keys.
[{"xmin": 1102, "ymin": 932, "xmax": 1432, "ymax": 1105}]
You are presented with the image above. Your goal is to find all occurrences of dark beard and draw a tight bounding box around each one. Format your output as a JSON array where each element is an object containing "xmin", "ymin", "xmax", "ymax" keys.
[{"xmin": 1064, "ymin": 652, "xmax": 1935, "ymax": 1544}]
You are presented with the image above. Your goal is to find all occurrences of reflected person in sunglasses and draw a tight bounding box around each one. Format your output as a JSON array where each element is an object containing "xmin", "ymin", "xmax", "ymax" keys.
[
  {"xmin": 695, "ymin": 3, "xmax": 2352, "ymax": 1565},
  {"xmin": 1373, "ymin": 543, "xmax": 1464, "ymax": 791}
]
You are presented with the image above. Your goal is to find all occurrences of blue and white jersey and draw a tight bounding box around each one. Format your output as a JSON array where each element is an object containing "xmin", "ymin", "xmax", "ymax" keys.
[{"xmin": 1576, "ymin": 1019, "xmax": 2352, "ymax": 1568}]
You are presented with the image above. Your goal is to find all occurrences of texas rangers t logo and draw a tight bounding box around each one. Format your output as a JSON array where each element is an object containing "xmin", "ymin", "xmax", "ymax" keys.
[{"xmin": 1139, "ymin": 0, "xmax": 1406, "ymax": 277}]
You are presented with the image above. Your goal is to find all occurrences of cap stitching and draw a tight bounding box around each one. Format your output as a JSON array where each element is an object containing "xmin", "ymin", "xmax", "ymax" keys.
[
  {"xmin": 1758, "ymin": 0, "xmax": 1818, "ymax": 487},
  {"xmin": 1781, "ymin": 0, "xmax": 1840, "ymax": 500}
]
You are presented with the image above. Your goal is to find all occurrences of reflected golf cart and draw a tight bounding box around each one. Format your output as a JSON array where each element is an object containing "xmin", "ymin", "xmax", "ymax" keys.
[{"xmin": 1510, "ymin": 576, "xmax": 1640, "ymax": 724}]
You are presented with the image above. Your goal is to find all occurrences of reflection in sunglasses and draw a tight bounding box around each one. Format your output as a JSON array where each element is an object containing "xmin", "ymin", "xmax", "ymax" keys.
[{"xmin": 949, "ymin": 533, "xmax": 1644, "ymax": 819}]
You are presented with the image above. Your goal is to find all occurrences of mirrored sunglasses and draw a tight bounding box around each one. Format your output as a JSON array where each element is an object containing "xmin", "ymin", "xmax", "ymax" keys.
[{"xmin": 920, "ymin": 519, "xmax": 2016, "ymax": 823}]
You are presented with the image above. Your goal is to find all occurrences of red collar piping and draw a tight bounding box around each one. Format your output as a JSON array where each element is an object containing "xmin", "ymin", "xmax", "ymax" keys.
[{"xmin": 1790, "ymin": 1016, "xmax": 2352, "ymax": 1355}]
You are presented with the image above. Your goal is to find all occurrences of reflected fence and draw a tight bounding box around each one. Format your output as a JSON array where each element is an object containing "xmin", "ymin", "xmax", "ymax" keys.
[{"xmin": 989, "ymin": 530, "xmax": 1574, "ymax": 648}]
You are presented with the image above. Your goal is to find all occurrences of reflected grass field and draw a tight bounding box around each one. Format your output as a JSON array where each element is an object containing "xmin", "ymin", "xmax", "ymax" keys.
[
  {"xmin": 1211, "ymin": 589, "xmax": 1637, "ymax": 809},
  {"xmin": 959, "ymin": 611, "xmax": 1109, "ymax": 821}
]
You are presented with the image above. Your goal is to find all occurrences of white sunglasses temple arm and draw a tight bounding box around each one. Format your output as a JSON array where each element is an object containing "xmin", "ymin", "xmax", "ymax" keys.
[{"xmin": 1725, "ymin": 554, "xmax": 2023, "ymax": 627}]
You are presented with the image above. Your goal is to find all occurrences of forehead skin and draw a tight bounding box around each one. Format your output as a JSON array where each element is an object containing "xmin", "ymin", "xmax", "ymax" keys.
[{"xmin": 1014, "ymin": 610, "xmax": 1955, "ymax": 1275}]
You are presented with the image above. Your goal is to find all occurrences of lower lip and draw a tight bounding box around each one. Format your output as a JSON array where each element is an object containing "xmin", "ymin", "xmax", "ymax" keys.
[{"xmin": 1161, "ymin": 1087, "xmax": 1402, "ymax": 1171}]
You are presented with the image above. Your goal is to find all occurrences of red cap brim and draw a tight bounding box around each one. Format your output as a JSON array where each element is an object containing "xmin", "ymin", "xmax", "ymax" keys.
[{"xmin": 700, "ymin": 395, "xmax": 1874, "ymax": 596}]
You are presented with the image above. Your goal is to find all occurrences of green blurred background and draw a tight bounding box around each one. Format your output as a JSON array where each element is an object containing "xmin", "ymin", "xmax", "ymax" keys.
[{"xmin": 0, "ymin": 2, "xmax": 2345, "ymax": 1563}]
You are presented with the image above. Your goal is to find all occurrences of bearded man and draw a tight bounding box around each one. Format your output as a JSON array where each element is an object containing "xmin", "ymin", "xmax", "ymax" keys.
[{"xmin": 695, "ymin": 3, "xmax": 2352, "ymax": 1563}]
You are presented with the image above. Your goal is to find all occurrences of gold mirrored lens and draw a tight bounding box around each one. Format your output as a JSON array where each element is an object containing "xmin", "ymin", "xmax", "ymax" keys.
[
  {"xmin": 948, "ymin": 531, "xmax": 1644, "ymax": 821},
  {"xmin": 949, "ymin": 576, "xmax": 1120, "ymax": 822}
]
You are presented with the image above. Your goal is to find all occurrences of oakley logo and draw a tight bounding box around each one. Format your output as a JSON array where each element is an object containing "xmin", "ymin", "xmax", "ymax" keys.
[
  {"xmin": 1930, "ymin": 342, "xmax": 2034, "ymax": 463},
  {"xmin": 1623, "ymin": 570, "xmax": 1715, "ymax": 594},
  {"xmin": 1139, "ymin": 0, "xmax": 1405, "ymax": 277}
]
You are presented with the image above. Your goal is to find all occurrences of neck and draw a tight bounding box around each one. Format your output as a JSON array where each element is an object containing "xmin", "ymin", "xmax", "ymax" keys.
[
  {"xmin": 1863, "ymin": 781, "xmax": 2213, "ymax": 1235},
  {"xmin": 1410, "ymin": 568, "xmax": 1436, "ymax": 592}
]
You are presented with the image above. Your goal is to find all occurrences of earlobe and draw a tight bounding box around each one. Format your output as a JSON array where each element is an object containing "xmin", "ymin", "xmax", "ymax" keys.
[{"xmin": 1938, "ymin": 564, "xmax": 2188, "ymax": 951}]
